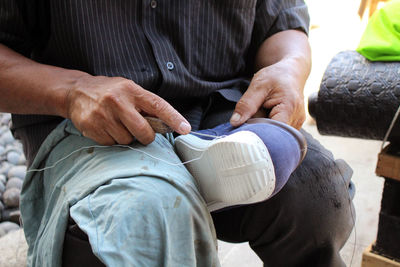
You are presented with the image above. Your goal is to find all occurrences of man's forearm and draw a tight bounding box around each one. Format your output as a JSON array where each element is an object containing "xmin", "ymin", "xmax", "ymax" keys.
[
  {"xmin": 0, "ymin": 44, "xmax": 191, "ymax": 145},
  {"xmin": 0, "ymin": 43, "xmax": 86, "ymax": 117},
  {"xmin": 254, "ymin": 29, "xmax": 311, "ymax": 90}
]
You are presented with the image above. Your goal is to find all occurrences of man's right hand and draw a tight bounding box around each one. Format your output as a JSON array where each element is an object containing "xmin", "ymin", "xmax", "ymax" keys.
[
  {"xmin": 0, "ymin": 44, "xmax": 190, "ymax": 146},
  {"xmin": 65, "ymin": 74, "xmax": 191, "ymax": 145}
]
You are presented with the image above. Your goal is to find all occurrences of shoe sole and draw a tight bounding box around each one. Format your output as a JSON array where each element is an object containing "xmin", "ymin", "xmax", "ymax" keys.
[{"xmin": 175, "ymin": 131, "xmax": 276, "ymax": 212}]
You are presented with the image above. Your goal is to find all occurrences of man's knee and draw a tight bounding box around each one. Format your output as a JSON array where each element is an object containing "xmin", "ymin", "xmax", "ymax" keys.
[
  {"xmin": 295, "ymin": 130, "xmax": 355, "ymax": 215},
  {"xmin": 104, "ymin": 176, "xmax": 205, "ymax": 221},
  {"xmin": 243, "ymin": 133, "xmax": 355, "ymax": 266},
  {"xmin": 276, "ymin": 132, "xmax": 355, "ymax": 244},
  {"xmin": 137, "ymin": 178, "xmax": 202, "ymax": 215}
]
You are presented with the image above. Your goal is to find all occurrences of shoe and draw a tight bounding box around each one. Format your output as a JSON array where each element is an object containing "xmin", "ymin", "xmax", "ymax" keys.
[{"xmin": 174, "ymin": 118, "xmax": 307, "ymax": 212}]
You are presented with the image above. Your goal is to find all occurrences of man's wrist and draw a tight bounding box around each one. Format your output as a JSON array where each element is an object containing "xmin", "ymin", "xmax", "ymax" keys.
[
  {"xmin": 45, "ymin": 69, "xmax": 89, "ymax": 119},
  {"xmin": 277, "ymin": 55, "xmax": 310, "ymax": 89}
]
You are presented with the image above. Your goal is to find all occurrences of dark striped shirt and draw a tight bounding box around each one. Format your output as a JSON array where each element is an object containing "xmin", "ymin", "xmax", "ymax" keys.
[{"xmin": 0, "ymin": 0, "xmax": 309, "ymax": 162}]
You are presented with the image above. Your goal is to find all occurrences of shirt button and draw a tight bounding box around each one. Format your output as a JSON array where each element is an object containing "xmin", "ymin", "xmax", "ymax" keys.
[
  {"xmin": 166, "ymin": 62, "xmax": 175, "ymax": 70},
  {"xmin": 150, "ymin": 0, "xmax": 157, "ymax": 8}
]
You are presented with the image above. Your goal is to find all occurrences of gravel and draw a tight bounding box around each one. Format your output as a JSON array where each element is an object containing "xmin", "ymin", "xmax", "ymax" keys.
[
  {"xmin": 5, "ymin": 178, "xmax": 23, "ymax": 191},
  {"xmin": 0, "ymin": 113, "xmax": 26, "ymax": 233},
  {"xmin": 0, "ymin": 114, "xmax": 27, "ymax": 266}
]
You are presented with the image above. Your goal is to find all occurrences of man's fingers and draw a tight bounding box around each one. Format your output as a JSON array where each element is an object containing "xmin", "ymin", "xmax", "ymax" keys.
[
  {"xmin": 292, "ymin": 112, "xmax": 306, "ymax": 129},
  {"xmin": 269, "ymin": 104, "xmax": 305, "ymax": 130},
  {"xmin": 230, "ymin": 87, "xmax": 266, "ymax": 126},
  {"xmin": 83, "ymin": 129, "xmax": 115, "ymax": 146},
  {"xmin": 106, "ymin": 121, "xmax": 135, "ymax": 145},
  {"xmin": 120, "ymin": 108, "xmax": 155, "ymax": 145},
  {"xmin": 269, "ymin": 111, "xmax": 290, "ymax": 126},
  {"xmin": 138, "ymin": 93, "xmax": 191, "ymax": 135}
]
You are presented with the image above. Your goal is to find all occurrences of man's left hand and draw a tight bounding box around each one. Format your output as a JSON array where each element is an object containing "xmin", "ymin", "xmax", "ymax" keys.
[{"xmin": 230, "ymin": 59, "xmax": 306, "ymax": 130}]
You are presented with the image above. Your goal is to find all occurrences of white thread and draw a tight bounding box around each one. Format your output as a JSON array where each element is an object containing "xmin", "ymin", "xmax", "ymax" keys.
[
  {"xmin": 27, "ymin": 132, "xmax": 225, "ymax": 173},
  {"xmin": 350, "ymin": 211, "xmax": 357, "ymax": 267},
  {"xmin": 381, "ymin": 103, "xmax": 400, "ymax": 151},
  {"xmin": 190, "ymin": 131, "xmax": 227, "ymax": 139}
]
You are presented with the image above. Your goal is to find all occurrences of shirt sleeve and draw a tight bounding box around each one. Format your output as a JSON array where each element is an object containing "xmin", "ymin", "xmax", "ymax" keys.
[
  {"xmin": 0, "ymin": 1, "xmax": 36, "ymax": 57},
  {"xmin": 254, "ymin": 0, "xmax": 310, "ymax": 43}
]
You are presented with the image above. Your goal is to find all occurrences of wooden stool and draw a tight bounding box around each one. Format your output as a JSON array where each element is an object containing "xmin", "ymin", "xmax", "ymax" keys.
[
  {"xmin": 358, "ymin": 0, "xmax": 389, "ymax": 18},
  {"xmin": 361, "ymin": 144, "xmax": 400, "ymax": 266},
  {"xmin": 362, "ymin": 245, "xmax": 400, "ymax": 267}
]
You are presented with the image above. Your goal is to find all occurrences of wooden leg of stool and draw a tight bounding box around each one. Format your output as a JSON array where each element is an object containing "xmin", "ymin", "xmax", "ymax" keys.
[
  {"xmin": 362, "ymin": 244, "xmax": 400, "ymax": 267},
  {"xmin": 358, "ymin": 0, "xmax": 369, "ymax": 18}
]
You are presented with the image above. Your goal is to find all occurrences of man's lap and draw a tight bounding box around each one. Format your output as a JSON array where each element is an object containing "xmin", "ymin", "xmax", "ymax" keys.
[
  {"xmin": 21, "ymin": 118, "xmax": 354, "ymax": 267},
  {"xmin": 70, "ymin": 176, "xmax": 218, "ymax": 266},
  {"xmin": 20, "ymin": 120, "xmax": 218, "ymax": 266}
]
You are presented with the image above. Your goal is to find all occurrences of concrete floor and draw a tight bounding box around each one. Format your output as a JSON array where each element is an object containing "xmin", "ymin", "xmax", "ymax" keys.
[
  {"xmin": 0, "ymin": 1, "xmax": 386, "ymax": 266},
  {"xmin": 217, "ymin": 0, "xmax": 385, "ymax": 266}
]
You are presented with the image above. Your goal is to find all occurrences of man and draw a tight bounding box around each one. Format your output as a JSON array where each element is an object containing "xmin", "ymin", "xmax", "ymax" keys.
[{"xmin": 0, "ymin": 0, "xmax": 354, "ymax": 266}]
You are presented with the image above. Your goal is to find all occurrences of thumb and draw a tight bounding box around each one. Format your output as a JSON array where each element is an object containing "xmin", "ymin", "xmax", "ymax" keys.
[{"xmin": 230, "ymin": 88, "xmax": 266, "ymax": 126}]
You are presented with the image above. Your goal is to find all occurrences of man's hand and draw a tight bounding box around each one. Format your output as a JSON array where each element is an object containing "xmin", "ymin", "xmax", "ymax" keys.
[
  {"xmin": 0, "ymin": 44, "xmax": 190, "ymax": 146},
  {"xmin": 230, "ymin": 30, "xmax": 311, "ymax": 130},
  {"xmin": 65, "ymin": 74, "xmax": 191, "ymax": 145},
  {"xmin": 230, "ymin": 58, "xmax": 306, "ymax": 129}
]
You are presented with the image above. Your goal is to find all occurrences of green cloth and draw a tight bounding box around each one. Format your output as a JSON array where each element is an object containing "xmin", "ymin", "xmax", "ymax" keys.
[{"xmin": 357, "ymin": 0, "xmax": 400, "ymax": 61}]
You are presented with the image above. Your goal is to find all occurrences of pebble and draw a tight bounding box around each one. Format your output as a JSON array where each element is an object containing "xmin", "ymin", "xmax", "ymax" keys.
[
  {"xmin": 0, "ymin": 221, "xmax": 20, "ymax": 235},
  {"xmin": 0, "ymin": 113, "xmax": 25, "ymax": 227},
  {"xmin": 18, "ymin": 154, "xmax": 26, "ymax": 165},
  {"xmin": 8, "ymin": 210, "xmax": 20, "ymax": 224},
  {"xmin": 0, "ymin": 182, "xmax": 5, "ymax": 194},
  {"xmin": 2, "ymin": 188, "xmax": 20, "ymax": 208},
  {"xmin": 0, "ymin": 131, "xmax": 14, "ymax": 146},
  {"xmin": 6, "ymin": 178, "xmax": 23, "ymax": 191},
  {"xmin": 0, "ymin": 174, "xmax": 5, "ymax": 184},
  {"xmin": 6, "ymin": 151, "xmax": 21, "ymax": 165},
  {"xmin": 6, "ymin": 143, "xmax": 22, "ymax": 152},
  {"xmin": 0, "ymin": 162, "xmax": 13, "ymax": 176},
  {"xmin": 0, "ymin": 126, "xmax": 7, "ymax": 135},
  {"xmin": 7, "ymin": 166, "xmax": 27, "ymax": 180},
  {"xmin": 2, "ymin": 209, "xmax": 21, "ymax": 225},
  {"xmin": 0, "ymin": 113, "xmax": 11, "ymax": 124}
]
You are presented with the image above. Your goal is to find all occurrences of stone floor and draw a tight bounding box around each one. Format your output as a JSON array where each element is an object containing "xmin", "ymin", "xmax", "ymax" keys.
[{"xmin": 0, "ymin": 0, "xmax": 387, "ymax": 266}]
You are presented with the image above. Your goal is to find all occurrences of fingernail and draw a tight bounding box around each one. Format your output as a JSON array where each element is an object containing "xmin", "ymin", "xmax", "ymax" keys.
[
  {"xmin": 230, "ymin": 112, "xmax": 241, "ymax": 123},
  {"xmin": 179, "ymin": 121, "xmax": 191, "ymax": 133}
]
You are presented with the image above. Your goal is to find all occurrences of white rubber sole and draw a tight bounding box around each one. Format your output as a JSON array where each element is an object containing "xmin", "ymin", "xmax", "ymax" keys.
[{"xmin": 175, "ymin": 131, "xmax": 276, "ymax": 212}]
